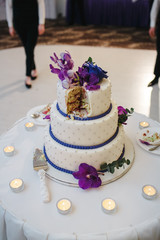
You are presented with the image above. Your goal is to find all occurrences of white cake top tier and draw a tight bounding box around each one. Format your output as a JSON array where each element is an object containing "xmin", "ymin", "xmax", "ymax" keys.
[{"xmin": 57, "ymin": 78, "xmax": 111, "ymax": 117}]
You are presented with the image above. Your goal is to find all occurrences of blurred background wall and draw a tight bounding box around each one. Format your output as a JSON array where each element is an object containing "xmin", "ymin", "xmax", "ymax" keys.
[{"xmin": 0, "ymin": 0, "xmax": 67, "ymax": 21}]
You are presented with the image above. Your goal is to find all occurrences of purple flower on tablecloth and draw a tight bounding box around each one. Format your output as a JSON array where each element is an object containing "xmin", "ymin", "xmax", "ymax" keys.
[
  {"xmin": 118, "ymin": 106, "xmax": 134, "ymax": 125},
  {"xmin": 73, "ymin": 163, "xmax": 102, "ymax": 189}
]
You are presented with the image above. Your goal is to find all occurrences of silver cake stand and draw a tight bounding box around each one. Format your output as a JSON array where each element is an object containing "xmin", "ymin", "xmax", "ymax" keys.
[{"xmin": 46, "ymin": 136, "xmax": 135, "ymax": 188}]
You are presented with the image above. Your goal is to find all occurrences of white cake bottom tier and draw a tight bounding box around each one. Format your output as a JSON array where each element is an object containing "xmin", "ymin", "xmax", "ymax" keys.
[
  {"xmin": 50, "ymin": 100, "xmax": 118, "ymax": 146},
  {"xmin": 44, "ymin": 125, "xmax": 125, "ymax": 172}
]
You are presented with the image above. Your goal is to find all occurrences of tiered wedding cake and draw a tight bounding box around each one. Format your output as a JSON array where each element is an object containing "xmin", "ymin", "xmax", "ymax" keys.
[{"xmin": 44, "ymin": 52, "xmax": 132, "ymax": 189}]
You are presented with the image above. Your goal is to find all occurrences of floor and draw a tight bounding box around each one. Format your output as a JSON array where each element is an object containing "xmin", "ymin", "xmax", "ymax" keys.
[
  {"xmin": 0, "ymin": 19, "xmax": 155, "ymax": 50},
  {"xmin": 0, "ymin": 44, "xmax": 159, "ymax": 135}
]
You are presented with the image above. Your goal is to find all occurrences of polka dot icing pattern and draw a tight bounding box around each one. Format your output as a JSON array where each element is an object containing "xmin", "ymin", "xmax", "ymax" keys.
[
  {"xmin": 50, "ymin": 101, "xmax": 118, "ymax": 146},
  {"xmin": 57, "ymin": 78, "xmax": 111, "ymax": 117},
  {"xmin": 44, "ymin": 126, "xmax": 125, "ymax": 172},
  {"xmin": 49, "ymin": 124, "xmax": 119, "ymax": 149},
  {"xmin": 43, "ymin": 145, "xmax": 125, "ymax": 174}
]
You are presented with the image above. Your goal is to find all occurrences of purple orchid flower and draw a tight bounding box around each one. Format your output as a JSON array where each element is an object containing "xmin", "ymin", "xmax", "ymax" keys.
[
  {"xmin": 85, "ymin": 62, "xmax": 108, "ymax": 81},
  {"xmin": 118, "ymin": 106, "xmax": 127, "ymax": 115},
  {"xmin": 50, "ymin": 51, "xmax": 76, "ymax": 88},
  {"xmin": 50, "ymin": 51, "xmax": 74, "ymax": 70},
  {"xmin": 50, "ymin": 52, "xmax": 109, "ymax": 91},
  {"xmin": 73, "ymin": 163, "xmax": 102, "ymax": 190},
  {"xmin": 117, "ymin": 106, "xmax": 134, "ymax": 126},
  {"xmin": 60, "ymin": 52, "xmax": 74, "ymax": 70},
  {"xmin": 85, "ymin": 84, "xmax": 100, "ymax": 91},
  {"xmin": 77, "ymin": 60, "xmax": 108, "ymax": 91},
  {"xmin": 50, "ymin": 52, "xmax": 58, "ymax": 64},
  {"xmin": 117, "ymin": 106, "xmax": 128, "ymax": 125},
  {"xmin": 77, "ymin": 67, "xmax": 89, "ymax": 86},
  {"xmin": 85, "ymin": 73, "xmax": 101, "ymax": 90}
]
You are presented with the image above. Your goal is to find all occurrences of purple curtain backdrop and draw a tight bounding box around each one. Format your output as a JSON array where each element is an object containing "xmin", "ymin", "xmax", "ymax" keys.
[{"xmin": 66, "ymin": 0, "xmax": 150, "ymax": 28}]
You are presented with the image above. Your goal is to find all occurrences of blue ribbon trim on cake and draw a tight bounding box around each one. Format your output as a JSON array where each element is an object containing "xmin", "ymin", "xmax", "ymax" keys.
[
  {"xmin": 56, "ymin": 103, "xmax": 112, "ymax": 121},
  {"xmin": 43, "ymin": 145, "xmax": 125, "ymax": 175},
  {"xmin": 49, "ymin": 124, "xmax": 119, "ymax": 149},
  {"xmin": 43, "ymin": 145, "xmax": 74, "ymax": 174}
]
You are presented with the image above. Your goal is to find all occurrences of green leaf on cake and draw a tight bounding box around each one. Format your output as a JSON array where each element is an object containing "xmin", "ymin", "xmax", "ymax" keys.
[
  {"xmin": 87, "ymin": 57, "xmax": 93, "ymax": 63},
  {"xmin": 100, "ymin": 157, "xmax": 130, "ymax": 173},
  {"xmin": 87, "ymin": 57, "xmax": 95, "ymax": 64},
  {"xmin": 126, "ymin": 108, "xmax": 134, "ymax": 115}
]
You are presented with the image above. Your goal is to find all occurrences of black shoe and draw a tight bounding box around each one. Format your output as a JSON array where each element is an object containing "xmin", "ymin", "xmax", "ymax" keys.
[
  {"xmin": 31, "ymin": 70, "xmax": 38, "ymax": 80},
  {"xmin": 31, "ymin": 75, "xmax": 37, "ymax": 80},
  {"xmin": 25, "ymin": 82, "xmax": 32, "ymax": 89},
  {"xmin": 147, "ymin": 77, "xmax": 159, "ymax": 87}
]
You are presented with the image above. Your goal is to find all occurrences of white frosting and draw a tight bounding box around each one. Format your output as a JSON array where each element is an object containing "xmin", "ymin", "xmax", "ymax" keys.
[
  {"xmin": 44, "ymin": 77, "xmax": 127, "ymax": 172},
  {"xmin": 50, "ymin": 100, "xmax": 118, "ymax": 146},
  {"xmin": 44, "ymin": 126, "xmax": 125, "ymax": 172},
  {"xmin": 57, "ymin": 78, "xmax": 111, "ymax": 117}
]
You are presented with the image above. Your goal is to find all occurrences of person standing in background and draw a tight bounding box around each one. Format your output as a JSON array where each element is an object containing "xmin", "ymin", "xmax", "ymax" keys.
[
  {"xmin": 148, "ymin": 0, "xmax": 160, "ymax": 87},
  {"xmin": 6, "ymin": 0, "xmax": 45, "ymax": 89}
]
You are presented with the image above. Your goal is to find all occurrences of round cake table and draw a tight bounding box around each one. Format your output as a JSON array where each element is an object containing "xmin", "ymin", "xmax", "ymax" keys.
[{"xmin": 0, "ymin": 110, "xmax": 160, "ymax": 240}]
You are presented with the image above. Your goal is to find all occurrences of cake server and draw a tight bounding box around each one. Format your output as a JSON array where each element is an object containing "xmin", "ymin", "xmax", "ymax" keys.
[{"xmin": 33, "ymin": 148, "xmax": 50, "ymax": 203}]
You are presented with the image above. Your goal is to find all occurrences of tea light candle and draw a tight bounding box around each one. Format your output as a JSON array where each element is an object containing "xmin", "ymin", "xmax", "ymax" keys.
[
  {"xmin": 102, "ymin": 198, "xmax": 117, "ymax": 214},
  {"xmin": 142, "ymin": 185, "xmax": 157, "ymax": 200},
  {"xmin": 139, "ymin": 121, "xmax": 149, "ymax": 129},
  {"xmin": 3, "ymin": 145, "xmax": 15, "ymax": 157},
  {"xmin": 9, "ymin": 178, "xmax": 24, "ymax": 193},
  {"xmin": 25, "ymin": 122, "xmax": 35, "ymax": 131},
  {"xmin": 56, "ymin": 198, "xmax": 72, "ymax": 215}
]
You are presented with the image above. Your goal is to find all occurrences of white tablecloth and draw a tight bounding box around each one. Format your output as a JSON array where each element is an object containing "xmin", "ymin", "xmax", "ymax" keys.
[{"xmin": 0, "ymin": 111, "xmax": 160, "ymax": 240}]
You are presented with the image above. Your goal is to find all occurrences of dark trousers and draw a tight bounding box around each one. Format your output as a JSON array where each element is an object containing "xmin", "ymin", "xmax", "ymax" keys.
[
  {"xmin": 14, "ymin": 22, "xmax": 38, "ymax": 77},
  {"xmin": 154, "ymin": 15, "xmax": 160, "ymax": 78}
]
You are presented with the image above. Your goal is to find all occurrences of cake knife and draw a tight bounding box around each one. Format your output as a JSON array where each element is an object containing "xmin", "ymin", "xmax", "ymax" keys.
[{"xmin": 33, "ymin": 148, "xmax": 50, "ymax": 203}]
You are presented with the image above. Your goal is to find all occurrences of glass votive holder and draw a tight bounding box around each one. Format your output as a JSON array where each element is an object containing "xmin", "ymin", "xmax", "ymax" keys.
[
  {"xmin": 139, "ymin": 121, "xmax": 150, "ymax": 129},
  {"xmin": 142, "ymin": 185, "xmax": 157, "ymax": 200},
  {"xmin": 25, "ymin": 122, "xmax": 35, "ymax": 131},
  {"xmin": 101, "ymin": 198, "xmax": 117, "ymax": 214},
  {"xmin": 3, "ymin": 145, "xmax": 15, "ymax": 157},
  {"xmin": 56, "ymin": 198, "xmax": 72, "ymax": 215},
  {"xmin": 9, "ymin": 178, "xmax": 24, "ymax": 193}
]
